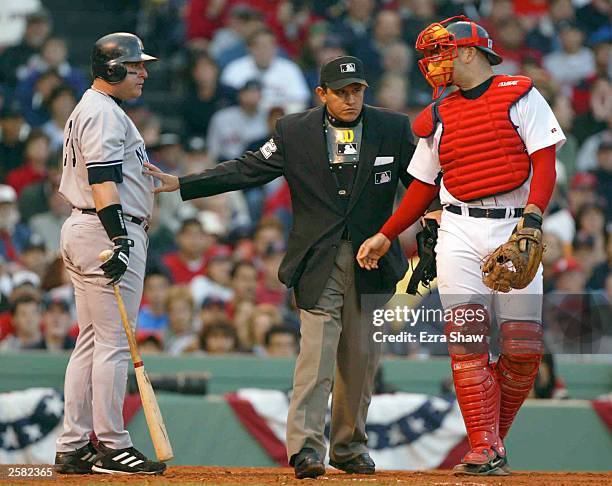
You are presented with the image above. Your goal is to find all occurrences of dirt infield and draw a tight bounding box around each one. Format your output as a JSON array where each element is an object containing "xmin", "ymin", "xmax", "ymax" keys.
[{"xmin": 5, "ymin": 466, "xmax": 612, "ymax": 485}]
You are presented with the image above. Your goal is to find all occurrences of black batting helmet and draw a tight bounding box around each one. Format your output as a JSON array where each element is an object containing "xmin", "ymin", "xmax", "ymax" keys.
[{"xmin": 91, "ymin": 32, "xmax": 157, "ymax": 84}]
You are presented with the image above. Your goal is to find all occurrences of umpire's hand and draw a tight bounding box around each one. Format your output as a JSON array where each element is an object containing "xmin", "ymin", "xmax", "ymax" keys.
[
  {"xmin": 143, "ymin": 162, "xmax": 180, "ymax": 194},
  {"xmin": 100, "ymin": 237, "xmax": 134, "ymax": 285}
]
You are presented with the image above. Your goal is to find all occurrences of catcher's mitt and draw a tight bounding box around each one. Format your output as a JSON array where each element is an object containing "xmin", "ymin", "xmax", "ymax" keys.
[{"xmin": 481, "ymin": 213, "xmax": 543, "ymax": 293}]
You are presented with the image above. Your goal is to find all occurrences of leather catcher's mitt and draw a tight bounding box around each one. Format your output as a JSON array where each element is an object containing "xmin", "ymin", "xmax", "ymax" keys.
[{"xmin": 481, "ymin": 213, "xmax": 543, "ymax": 293}]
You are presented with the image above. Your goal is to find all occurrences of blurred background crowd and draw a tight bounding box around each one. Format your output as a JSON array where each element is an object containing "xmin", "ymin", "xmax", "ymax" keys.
[{"xmin": 0, "ymin": 0, "xmax": 610, "ymax": 362}]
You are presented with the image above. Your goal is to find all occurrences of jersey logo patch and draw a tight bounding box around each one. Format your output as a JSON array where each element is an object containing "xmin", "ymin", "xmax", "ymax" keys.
[
  {"xmin": 375, "ymin": 171, "xmax": 391, "ymax": 184},
  {"xmin": 498, "ymin": 80, "xmax": 519, "ymax": 87},
  {"xmin": 260, "ymin": 138, "xmax": 277, "ymax": 159},
  {"xmin": 337, "ymin": 143, "xmax": 358, "ymax": 155}
]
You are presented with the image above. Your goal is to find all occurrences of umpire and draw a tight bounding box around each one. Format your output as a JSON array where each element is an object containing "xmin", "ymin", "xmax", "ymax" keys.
[{"xmin": 146, "ymin": 56, "xmax": 416, "ymax": 478}]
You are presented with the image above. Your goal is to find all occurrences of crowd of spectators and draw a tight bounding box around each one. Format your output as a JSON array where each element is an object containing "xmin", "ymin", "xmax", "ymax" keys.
[{"xmin": 0, "ymin": 0, "xmax": 610, "ymax": 359}]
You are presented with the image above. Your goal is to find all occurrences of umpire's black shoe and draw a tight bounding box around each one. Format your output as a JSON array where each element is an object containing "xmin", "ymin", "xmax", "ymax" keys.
[
  {"xmin": 55, "ymin": 441, "xmax": 98, "ymax": 474},
  {"xmin": 292, "ymin": 447, "xmax": 325, "ymax": 479},
  {"xmin": 329, "ymin": 453, "xmax": 376, "ymax": 474},
  {"xmin": 91, "ymin": 443, "xmax": 166, "ymax": 475}
]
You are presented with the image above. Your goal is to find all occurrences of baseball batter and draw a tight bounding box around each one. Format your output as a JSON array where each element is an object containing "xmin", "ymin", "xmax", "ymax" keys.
[
  {"xmin": 358, "ymin": 16, "xmax": 565, "ymax": 476},
  {"xmin": 54, "ymin": 33, "xmax": 164, "ymax": 475}
]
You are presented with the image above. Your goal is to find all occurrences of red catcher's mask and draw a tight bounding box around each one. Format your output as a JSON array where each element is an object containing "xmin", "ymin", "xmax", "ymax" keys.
[{"xmin": 415, "ymin": 15, "xmax": 502, "ymax": 100}]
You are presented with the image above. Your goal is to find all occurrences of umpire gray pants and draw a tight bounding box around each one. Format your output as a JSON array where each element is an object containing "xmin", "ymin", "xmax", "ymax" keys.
[
  {"xmin": 56, "ymin": 210, "xmax": 147, "ymax": 452},
  {"xmin": 286, "ymin": 240, "xmax": 381, "ymax": 464}
]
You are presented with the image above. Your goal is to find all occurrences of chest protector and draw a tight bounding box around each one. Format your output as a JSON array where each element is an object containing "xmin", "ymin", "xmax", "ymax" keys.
[
  {"xmin": 413, "ymin": 75, "xmax": 533, "ymax": 202},
  {"xmin": 325, "ymin": 119, "xmax": 362, "ymax": 201}
]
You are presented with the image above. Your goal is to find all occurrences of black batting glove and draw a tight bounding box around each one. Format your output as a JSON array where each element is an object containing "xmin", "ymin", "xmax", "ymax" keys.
[{"xmin": 100, "ymin": 237, "xmax": 134, "ymax": 285}]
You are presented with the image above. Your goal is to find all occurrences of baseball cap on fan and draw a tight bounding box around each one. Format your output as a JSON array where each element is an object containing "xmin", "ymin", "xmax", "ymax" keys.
[{"xmin": 320, "ymin": 56, "xmax": 369, "ymax": 90}]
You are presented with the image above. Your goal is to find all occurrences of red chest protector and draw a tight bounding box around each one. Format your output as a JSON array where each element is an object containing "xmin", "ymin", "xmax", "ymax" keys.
[{"xmin": 413, "ymin": 75, "xmax": 533, "ymax": 202}]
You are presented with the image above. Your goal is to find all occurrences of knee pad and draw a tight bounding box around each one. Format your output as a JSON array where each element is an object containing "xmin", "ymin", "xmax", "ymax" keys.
[
  {"xmin": 444, "ymin": 304, "xmax": 490, "ymax": 357},
  {"xmin": 499, "ymin": 320, "xmax": 544, "ymax": 375}
]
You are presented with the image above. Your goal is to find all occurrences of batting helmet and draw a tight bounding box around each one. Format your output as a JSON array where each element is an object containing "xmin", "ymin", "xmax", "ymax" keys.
[{"xmin": 91, "ymin": 33, "xmax": 157, "ymax": 84}]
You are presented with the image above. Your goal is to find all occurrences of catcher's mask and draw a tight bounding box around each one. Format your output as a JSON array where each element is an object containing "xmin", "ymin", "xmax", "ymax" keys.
[{"xmin": 415, "ymin": 15, "xmax": 502, "ymax": 100}]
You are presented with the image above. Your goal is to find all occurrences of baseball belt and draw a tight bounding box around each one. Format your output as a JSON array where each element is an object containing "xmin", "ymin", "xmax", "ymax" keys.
[
  {"xmin": 77, "ymin": 207, "xmax": 150, "ymax": 232},
  {"xmin": 445, "ymin": 205, "xmax": 524, "ymax": 219}
]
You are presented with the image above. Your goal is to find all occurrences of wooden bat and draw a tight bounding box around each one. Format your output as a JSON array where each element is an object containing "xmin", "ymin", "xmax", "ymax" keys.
[{"xmin": 99, "ymin": 249, "xmax": 174, "ymax": 462}]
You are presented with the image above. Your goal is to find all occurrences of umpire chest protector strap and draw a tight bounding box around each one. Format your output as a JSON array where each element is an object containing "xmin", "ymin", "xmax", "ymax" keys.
[{"xmin": 413, "ymin": 75, "xmax": 533, "ymax": 202}]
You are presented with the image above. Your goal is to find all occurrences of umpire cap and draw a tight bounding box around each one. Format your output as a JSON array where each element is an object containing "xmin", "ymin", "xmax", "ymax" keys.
[
  {"xmin": 320, "ymin": 56, "xmax": 369, "ymax": 90},
  {"xmin": 91, "ymin": 32, "xmax": 157, "ymax": 84}
]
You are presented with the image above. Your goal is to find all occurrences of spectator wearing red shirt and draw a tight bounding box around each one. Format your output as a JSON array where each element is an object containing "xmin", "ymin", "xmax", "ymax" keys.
[
  {"xmin": 252, "ymin": 217, "xmax": 285, "ymax": 261},
  {"xmin": 225, "ymin": 260, "xmax": 258, "ymax": 320},
  {"xmin": 162, "ymin": 218, "xmax": 216, "ymax": 284},
  {"xmin": 256, "ymin": 241, "xmax": 287, "ymax": 306},
  {"xmin": 491, "ymin": 16, "xmax": 532, "ymax": 75},
  {"xmin": 187, "ymin": 0, "xmax": 316, "ymax": 58},
  {"xmin": 41, "ymin": 298, "xmax": 75, "ymax": 351},
  {"xmin": 0, "ymin": 295, "xmax": 43, "ymax": 351},
  {"xmin": 5, "ymin": 130, "xmax": 50, "ymax": 195}
]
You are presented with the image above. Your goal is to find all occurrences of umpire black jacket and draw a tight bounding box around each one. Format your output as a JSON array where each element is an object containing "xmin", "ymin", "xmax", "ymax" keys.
[{"xmin": 179, "ymin": 105, "xmax": 415, "ymax": 309}]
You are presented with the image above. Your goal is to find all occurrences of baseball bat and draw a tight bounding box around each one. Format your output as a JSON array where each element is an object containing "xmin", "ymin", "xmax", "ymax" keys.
[{"xmin": 99, "ymin": 249, "xmax": 174, "ymax": 462}]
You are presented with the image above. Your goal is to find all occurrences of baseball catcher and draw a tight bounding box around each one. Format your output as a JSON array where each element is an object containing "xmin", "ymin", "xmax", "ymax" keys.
[{"xmin": 357, "ymin": 15, "xmax": 565, "ymax": 476}]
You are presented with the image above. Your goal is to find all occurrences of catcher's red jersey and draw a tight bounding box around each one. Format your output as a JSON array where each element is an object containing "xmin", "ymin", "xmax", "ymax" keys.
[{"xmin": 413, "ymin": 75, "xmax": 533, "ymax": 201}]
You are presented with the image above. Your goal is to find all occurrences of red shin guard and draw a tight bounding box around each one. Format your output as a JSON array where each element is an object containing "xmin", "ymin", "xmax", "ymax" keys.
[
  {"xmin": 445, "ymin": 305, "xmax": 504, "ymax": 463},
  {"xmin": 495, "ymin": 321, "xmax": 544, "ymax": 439}
]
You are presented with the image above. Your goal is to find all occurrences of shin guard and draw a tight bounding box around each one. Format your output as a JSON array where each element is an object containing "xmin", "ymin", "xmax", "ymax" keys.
[
  {"xmin": 445, "ymin": 305, "xmax": 503, "ymax": 463},
  {"xmin": 495, "ymin": 321, "xmax": 544, "ymax": 439}
]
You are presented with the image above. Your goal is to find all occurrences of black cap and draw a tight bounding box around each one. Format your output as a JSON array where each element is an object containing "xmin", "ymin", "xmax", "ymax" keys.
[
  {"xmin": 229, "ymin": 3, "xmax": 263, "ymax": 20},
  {"xmin": 239, "ymin": 79, "xmax": 262, "ymax": 92},
  {"xmin": 557, "ymin": 20, "xmax": 582, "ymax": 33},
  {"xmin": 44, "ymin": 297, "xmax": 70, "ymax": 312},
  {"xmin": 1, "ymin": 101, "xmax": 24, "ymax": 119},
  {"xmin": 320, "ymin": 56, "xmax": 368, "ymax": 90},
  {"xmin": 598, "ymin": 139, "xmax": 612, "ymax": 151},
  {"xmin": 26, "ymin": 8, "xmax": 51, "ymax": 24},
  {"xmin": 201, "ymin": 296, "xmax": 226, "ymax": 309}
]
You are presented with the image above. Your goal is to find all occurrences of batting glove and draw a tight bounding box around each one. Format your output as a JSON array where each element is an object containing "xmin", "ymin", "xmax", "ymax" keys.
[{"xmin": 100, "ymin": 237, "xmax": 134, "ymax": 285}]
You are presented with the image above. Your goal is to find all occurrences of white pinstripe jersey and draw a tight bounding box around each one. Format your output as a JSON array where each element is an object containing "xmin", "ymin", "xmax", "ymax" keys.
[{"xmin": 59, "ymin": 88, "xmax": 154, "ymax": 219}]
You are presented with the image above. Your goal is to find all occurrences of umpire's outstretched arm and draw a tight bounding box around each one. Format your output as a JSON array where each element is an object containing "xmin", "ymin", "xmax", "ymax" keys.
[{"xmin": 145, "ymin": 127, "xmax": 285, "ymax": 200}]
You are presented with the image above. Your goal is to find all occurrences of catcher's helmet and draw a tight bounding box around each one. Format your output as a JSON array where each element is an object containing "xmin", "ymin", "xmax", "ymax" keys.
[
  {"xmin": 91, "ymin": 33, "xmax": 157, "ymax": 84},
  {"xmin": 446, "ymin": 19, "xmax": 502, "ymax": 66},
  {"xmin": 415, "ymin": 15, "xmax": 502, "ymax": 99}
]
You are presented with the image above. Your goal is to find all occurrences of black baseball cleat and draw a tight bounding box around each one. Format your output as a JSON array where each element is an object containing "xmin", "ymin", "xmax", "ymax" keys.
[
  {"xmin": 329, "ymin": 453, "xmax": 376, "ymax": 474},
  {"xmin": 91, "ymin": 443, "xmax": 166, "ymax": 475},
  {"xmin": 292, "ymin": 447, "xmax": 325, "ymax": 479},
  {"xmin": 453, "ymin": 449, "xmax": 509, "ymax": 476},
  {"xmin": 55, "ymin": 441, "xmax": 98, "ymax": 474}
]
